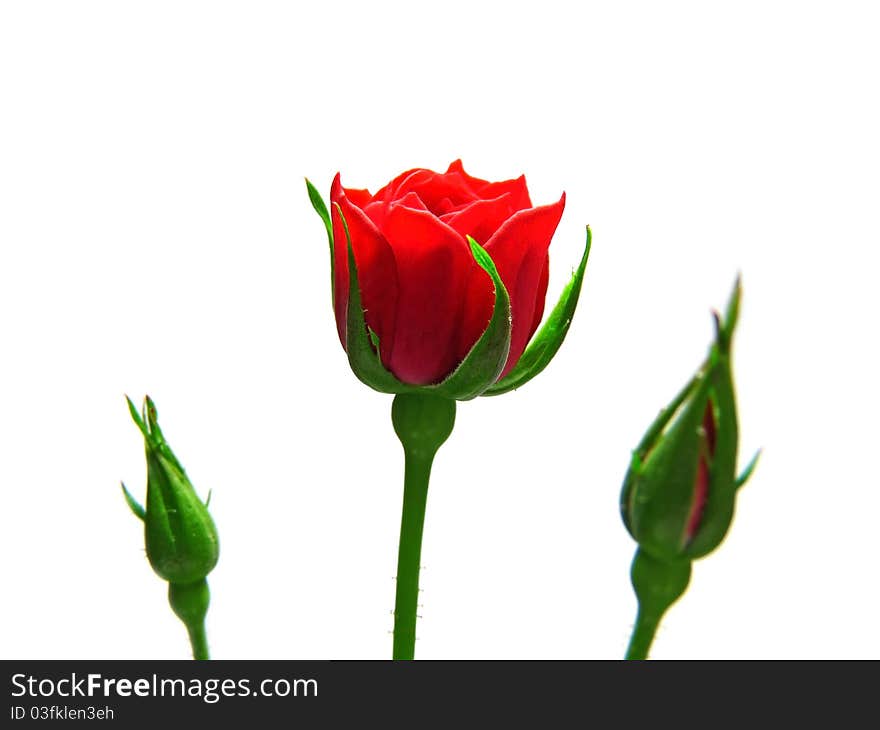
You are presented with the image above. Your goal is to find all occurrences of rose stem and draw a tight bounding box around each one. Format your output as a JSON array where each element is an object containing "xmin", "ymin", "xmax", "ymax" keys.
[
  {"xmin": 185, "ymin": 623, "xmax": 210, "ymax": 661},
  {"xmin": 625, "ymin": 610, "xmax": 661, "ymax": 661},
  {"xmin": 169, "ymin": 579, "xmax": 211, "ymax": 660},
  {"xmin": 390, "ymin": 393, "xmax": 456, "ymax": 660},
  {"xmin": 624, "ymin": 548, "xmax": 692, "ymax": 660}
]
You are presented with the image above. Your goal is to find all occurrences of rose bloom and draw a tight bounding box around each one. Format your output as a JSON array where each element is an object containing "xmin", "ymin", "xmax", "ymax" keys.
[{"xmin": 330, "ymin": 160, "xmax": 565, "ymax": 386}]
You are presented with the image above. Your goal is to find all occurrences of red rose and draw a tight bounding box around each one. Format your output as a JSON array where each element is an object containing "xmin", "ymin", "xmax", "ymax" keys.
[
  {"xmin": 327, "ymin": 160, "xmax": 566, "ymax": 386},
  {"xmin": 307, "ymin": 161, "xmax": 590, "ymax": 398}
]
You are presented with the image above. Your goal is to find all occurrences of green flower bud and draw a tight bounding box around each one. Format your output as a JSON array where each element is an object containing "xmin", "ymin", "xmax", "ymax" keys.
[
  {"xmin": 122, "ymin": 396, "xmax": 219, "ymax": 584},
  {"xmin": 620, "ymin": 279, "xmax": 759, "ymax": 562}
]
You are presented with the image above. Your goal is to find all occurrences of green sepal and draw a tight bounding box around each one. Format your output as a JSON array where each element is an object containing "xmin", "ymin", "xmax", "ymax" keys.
[
  {"xmin": 126, "ymin": 395, "xmax": 149, "ymax": 439},
  {"xmin": 143, "ymin": 456, "xmax": 219, "ymax": 586},
  {"xmin": 127, "ymin": 394, "xmax": 189, "ymax": 483},
  {"xmin": 335, "ymin": 203, "xmax": 412, "ymax": 395},
  {"xmin": 482, "ymin": 226, "xmax": 592, "ymax": 396},
  {"xmin": 631, "ymin": 371, "xmax": 704, "ymax": 463},
  {"xmin": 427, "ymin": 237, "xmax": 511, "ymax": 400},
  {"xmin": 620, "ymin": 372, "xmax": 703, "ymax": 535},
  {"xmin": 141, "ymin": 395, "xmax": 187, "ymax": 475},
  {"xmin": 335, "ymin": 208, "xmax": 513, "ymax": 400},
  {"xmin": 736, "ymin": 449, "xmax": 761, "ymax": 489},
  {"xmin": 717, "ymin": 274, "xmax": 741, "ymax": 354},
  {"xmin": 306, "ymin": 179, "xmax": 335, "ymax": 303},
  {"xmin": 624, "ymin": 372, "xmax": 715, "ymax": 561},
  {"xmin": 120, "ymin": 482, "xmax": 145, "ymax": 521},
  {"xmin": 306, "ymin": 178, "xmax": 332, "ymax": 242}
]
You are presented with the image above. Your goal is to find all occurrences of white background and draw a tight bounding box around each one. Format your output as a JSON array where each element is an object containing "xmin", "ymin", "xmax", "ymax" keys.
[{"xmin": 1, "ymin": 1, "xmax": 878, "ymax": 660}]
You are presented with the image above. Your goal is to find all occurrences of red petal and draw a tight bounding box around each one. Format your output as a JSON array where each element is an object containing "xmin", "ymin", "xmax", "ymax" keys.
[
  {"xmin": 686, "ymin": 457, "xmax": 710, "ymax": 541},
  {"xmin": 341, "ymin": 186, "xmax": 372, "ymax": 209},
  {"xmin": 456, "ymin": 272, "xmax": 495, "ymax": 366},
  {"xmin": 445, "ymin": 159, "xmax": 485, "ymax": 191},
  {"xmin": 703, "ymin": 400, "xmax": 718, "ymax": 456},
  {"xmin": 395, "ymin": 191, "xmax": 430, "ymax": 212},
  {"xmin": 380, "ymin": 203, "xmax": 473, "ymax": 385},
  {"xmin": 529, "ymin": 255, "xmax": 551, "ymax": 336},
  {"xmin": 440, "ymin": 193, "xmax": 516, "ymax": 245},
  {"xmin": 446, "ymin": 159, "xmax": 473, "ymax": 178},
  {"xmin": 479, "ymin": 175, "xmax": 532, "ymax": 212},
  {"xmin": 359, "ymin": 192, "xmax": 435, "ymax": 244},
  {"xmin": 685, "ymin": 402, "xmax": 718, "ymax": 542},
  {"xmin": 330, "ymin": 174, "xmax": 398, "ymax": 365},
  {"xmin": 362, "ymin": 199, "xmax": 389, "ymax": 229},
  {"xmin": 373, "ymin": 168, "xmax": 432, "ymax": 203},
  {"xmin": 395, "ymin": 170, "xmax": 477, "ymax": 215},
  {"xmin": 370, "ymin": 168, "xmax": 417, "ymax": 202},
  {"xmin": 479, "ymin": 194, "xmax": 565, "ymax": 377},
  {"xmin": 434, "ymin": 197, "xmax": 456, "ymax": 215},
  {"xmin": 446, "ymin": 159, "xmax": 532, "ymax": 211}
]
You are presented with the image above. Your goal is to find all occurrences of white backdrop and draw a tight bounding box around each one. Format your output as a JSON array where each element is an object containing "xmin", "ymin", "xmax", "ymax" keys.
[{"xmin": 1, "ymin": 1, "xmax": 878, "ymax": 659}]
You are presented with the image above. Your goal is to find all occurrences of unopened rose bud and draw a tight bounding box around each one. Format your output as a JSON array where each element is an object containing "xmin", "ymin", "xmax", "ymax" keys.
[
  {"xmin": 621, "ymin": 279, "xmax": 758, "ymax": 563},
  {"xmin": 123, "ymin": 396, "xmax": 219, "ymax": 584}
]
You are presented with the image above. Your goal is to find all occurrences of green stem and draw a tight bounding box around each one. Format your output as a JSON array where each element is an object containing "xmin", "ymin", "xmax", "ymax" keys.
[
  {"xmin": 390, "ymin": 393, "xmax": 456, "ymax": 661},
  {"xmin": 625, "ymin": 609, "xmax": 661, "ymax": 660},
  {"xmin": 185, "ymin": 619, "xmax": 210, "ymax": 661},
  {"xmin": 624, "ymin": 548, "xmax": 691, "ymax": 660},
  {"xmin": 169, "ymin": 579, "xmax": 211, "ymax": 660},
  {"xmin": 392, "ymin": 450, "xmax": 432, "ymax": 660}
]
